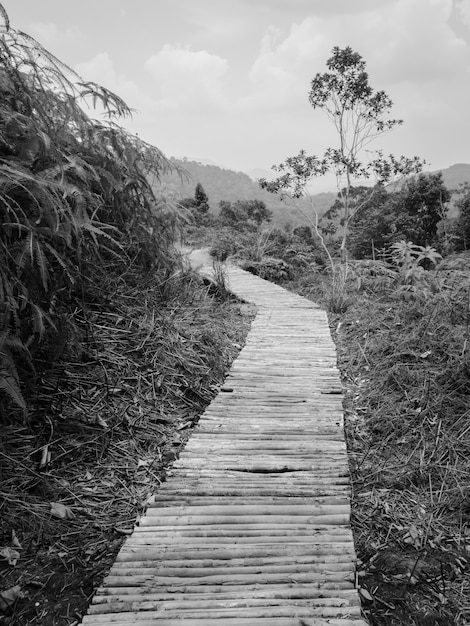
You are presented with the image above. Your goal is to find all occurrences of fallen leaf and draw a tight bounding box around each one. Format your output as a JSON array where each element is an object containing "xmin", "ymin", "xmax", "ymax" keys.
[
  {"xmin": 0, "ymin": 547, "xmax": 20, "ymax": 566},
  {"xmin": 11, "ymin": 530, "xmax": 22, "ymax": 549},
  {"xmin": 0, "ymin": 585, "xmax": 25, "ymax": 612},
  {"xmin": 94, "ymin": 415, "xmax": 108, "ymax": 429},
  {"xmin": 359, "ymin": 587, "xmax": 374, "ymax": 601},
  {"xmin": 50, "ymin": 502, "xmax": 75, "ymax": 520},
  {"xmin": 39, "ymin": 445, "xmax": 50, "ymax": 469}
]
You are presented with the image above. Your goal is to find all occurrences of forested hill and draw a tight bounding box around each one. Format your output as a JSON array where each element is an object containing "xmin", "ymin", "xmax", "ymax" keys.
[
  {"xmin": 160, "ymin": 158, "xmax": 335, "ymax": 227},
  {"xmin": 159, "ymin": 159, "xmax": 470, "ymax": 227},
  {"xmin": 435, "ymin": 163, "xmax": 470, "ymax": 190}
]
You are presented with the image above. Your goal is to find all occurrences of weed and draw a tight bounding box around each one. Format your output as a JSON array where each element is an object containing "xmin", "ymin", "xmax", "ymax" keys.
[{"xmin": 211, "ymin": 260, "xmax": 232, "ymax": 301}]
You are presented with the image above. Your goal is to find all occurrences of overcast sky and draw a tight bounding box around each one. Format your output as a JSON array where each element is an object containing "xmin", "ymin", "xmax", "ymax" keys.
[{"xmin": 6, "ymin": 0, "xmax": 470, "ymax": 190}]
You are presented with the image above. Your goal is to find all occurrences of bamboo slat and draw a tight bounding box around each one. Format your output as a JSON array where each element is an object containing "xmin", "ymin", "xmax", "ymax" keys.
[{"xmin": 81, "ymin": 262, "xmax": 368, "ymax": 626}]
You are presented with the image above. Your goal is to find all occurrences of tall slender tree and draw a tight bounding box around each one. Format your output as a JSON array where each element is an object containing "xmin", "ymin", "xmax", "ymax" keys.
[
  {"xmin": 261, "ymin": 46, "xmax": 423, "ymax": 263},
  {"xmin": 194, "ymin": 183, "xmax": 210, "ymax": 214}
]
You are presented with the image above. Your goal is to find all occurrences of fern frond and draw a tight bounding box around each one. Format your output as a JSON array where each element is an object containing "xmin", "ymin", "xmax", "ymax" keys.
[
  {"xmin": 43, "ymin": 242, "xmax": 74, "ymax": 283},
  {"xmin": 0, "ymin": 371, "xmax": 26, "ymax": 414},
  {"xmin": 32, "ymin": 236, "xmax": 49, "ymax": 291},
  {"xmin": 0, "ymin": 331, "xmax": 30, "ymax": 415},
  {"xmin": 78, "ymin": 81, "xmax": 133, "ymax": 119},
  {"xmin": 80, "ymin": 221, "xmax": 124, "ymax": 251},
  {"xmin": 0, "ymin": 3, "xmax": 10, "ymax": 31},
  {"xmin": 29, "ymin": 303, "xmax": 55, "ymax": 340}
]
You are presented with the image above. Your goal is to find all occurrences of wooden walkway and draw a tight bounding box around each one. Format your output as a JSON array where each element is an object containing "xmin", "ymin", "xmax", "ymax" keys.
[{"xmin": 82, "ymin": 263, "xmax": 367, "ymax": 626}]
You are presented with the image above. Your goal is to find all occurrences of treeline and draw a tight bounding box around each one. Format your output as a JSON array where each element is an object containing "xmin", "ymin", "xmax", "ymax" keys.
[
  {"xmin": 322, "ymin": 172, "xmax": 470, "ymax": 259},
  {"xmin": 183, "ymin": 170, "xmax": 470, "ymax": 287}
]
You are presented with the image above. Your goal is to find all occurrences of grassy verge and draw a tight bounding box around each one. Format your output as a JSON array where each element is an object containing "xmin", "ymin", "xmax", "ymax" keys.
[
  {"xmin": 0, "ymin": 266, "xmax": 253, "ymax": 625},
  {"xmin": 284, "ymin": 261, "xmax": 470, "ymax": 625}
]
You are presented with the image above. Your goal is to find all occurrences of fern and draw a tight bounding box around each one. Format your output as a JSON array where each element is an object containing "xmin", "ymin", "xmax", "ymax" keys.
[
  {"xmin": 0, "ymin": 333, "xmax": 31, "ymax": 416},
  {"xmin": 0, "ymin": 371, "xmax": 26, "ymax": 415}
]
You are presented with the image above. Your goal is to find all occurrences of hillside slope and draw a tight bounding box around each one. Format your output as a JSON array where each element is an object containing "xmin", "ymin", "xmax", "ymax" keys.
[
  {"xmin": 434, "ymin": 162, "xmax": 470, "ymax": 190},
  {"xmin": 160, "ymin": 158, "xmax": 336, "ymax": 227}
]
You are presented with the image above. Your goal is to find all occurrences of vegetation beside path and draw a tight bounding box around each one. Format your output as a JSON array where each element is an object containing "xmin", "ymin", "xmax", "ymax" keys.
[
  {"xmin": 0, "ymin": 262, "xmax": 253, "ymax": 625},
  {"xmin": 2, "ymin": 6, "xmax": 470, "ymax": 625},
  {"xmin": 0, "ymin": 8, "xmax": 253, "ymax": 624},
  {"xmin": 328, "ymin": 264, "xmax": 470, "ymax": 626}
]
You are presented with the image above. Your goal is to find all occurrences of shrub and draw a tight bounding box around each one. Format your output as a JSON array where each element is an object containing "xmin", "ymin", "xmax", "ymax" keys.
[{"xmin": 240, "ymin": 257, "xmax": 293, "ymax": 283}]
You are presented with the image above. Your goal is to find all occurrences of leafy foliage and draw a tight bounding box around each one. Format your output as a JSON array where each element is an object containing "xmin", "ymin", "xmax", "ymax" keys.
[
  {"xmin": 194, "ymin": 182, "xmax": 210, "ymax": 214},
  {"xmin": 346, "ymin": 174, "xmax": 450, "ymax": 260},
  {"xmin": 393, "ymin": 172, "xmax": 450, "ymax": 246},
  {"xmin": 452, "ymin": 183, "xmax": 470, "ymax": 251},
  {"xmin": 218, "ymin": 199, "xmax": 272, "ymax": 228},
  {"xmin": 240, "ymin": 257, "xmax": 292, "ymax": 283},
  {"xmin": 0, "ymin": 6, "xmax": 181, "ymax": 418}
]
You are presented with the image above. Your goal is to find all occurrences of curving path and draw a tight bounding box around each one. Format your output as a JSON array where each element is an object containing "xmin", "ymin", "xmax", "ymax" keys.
[{"xmin": 81, "ymin": 260, "xmax": 367, "ymax": 626}]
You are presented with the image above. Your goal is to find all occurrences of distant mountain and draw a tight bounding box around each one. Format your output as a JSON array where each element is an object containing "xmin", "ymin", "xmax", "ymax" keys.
[
  {"xmin": 159, "ymin": 159, "xmax": 470, "ymax": 227},
  {"xmin": 432, "ymin": 163, "xmax": 470, "ymax": 190},
  {"xmin": 160, "ymin": 158, "xmax": 335, "ymax": 227},
  {"xmin": 245, "ymin": 168, "xmax": 274, "ymax": 182},
  {"xmin": 176, "ymin": 156, "xmax": 219, "ymax": 167}
]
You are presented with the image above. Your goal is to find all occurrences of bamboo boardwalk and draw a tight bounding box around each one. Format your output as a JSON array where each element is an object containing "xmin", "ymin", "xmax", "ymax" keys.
[{"xmin": 81, "ymin": 260, "xmax": 367, "ymax": 626}]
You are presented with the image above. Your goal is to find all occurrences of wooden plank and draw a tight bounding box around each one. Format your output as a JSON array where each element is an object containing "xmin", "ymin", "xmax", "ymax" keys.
[{"xmin": 81, "ymin": 263, "xmax": 367, "ymax": 625}]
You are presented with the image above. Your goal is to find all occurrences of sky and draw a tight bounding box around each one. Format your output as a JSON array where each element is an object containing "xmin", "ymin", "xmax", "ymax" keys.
[{"xmin": 6, "ymin": 0, "xmax": 470, "ymax": 191}]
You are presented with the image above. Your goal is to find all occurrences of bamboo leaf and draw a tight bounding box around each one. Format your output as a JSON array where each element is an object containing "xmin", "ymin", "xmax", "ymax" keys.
[
  {"xmin": 0, "ymin": 585, "xmax": 24, "ymax": 612},
  {"xmin": 49, "ymin": 502, "xmax": 75, "ymax": 520},
  {"xmin": 0, "ymin": 547, "xmax": 20, "ymax": 566}
]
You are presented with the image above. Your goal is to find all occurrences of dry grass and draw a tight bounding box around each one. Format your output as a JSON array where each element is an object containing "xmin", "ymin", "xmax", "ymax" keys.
[{"xmin": 0, "ymin": 267, "xmax": 253, "ymax": 625}]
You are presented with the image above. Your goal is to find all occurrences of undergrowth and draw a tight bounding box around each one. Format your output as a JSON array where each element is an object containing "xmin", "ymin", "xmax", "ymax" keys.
[
  {"xmin": 330, "ymin": 264, "xmax": 470, "ymax": 625},
  {"xmin": 0, "ymin": 265, "xmax": 253, "ymax": 625}
]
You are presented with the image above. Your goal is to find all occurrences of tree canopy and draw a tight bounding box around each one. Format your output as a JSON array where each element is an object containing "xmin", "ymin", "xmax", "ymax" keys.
[{"xmin": 218, "ymin": 199, "xmax": 272, "ymax": 228}]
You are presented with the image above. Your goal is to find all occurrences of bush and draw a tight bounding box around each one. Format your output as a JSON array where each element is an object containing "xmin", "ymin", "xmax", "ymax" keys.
[
  {"xmin": 240, "ymin": 257, "xmax": 293, "ymax": 283},
  {"xmin": 0, "ymin": 10, "xmax": 182, "ymax": 419}
]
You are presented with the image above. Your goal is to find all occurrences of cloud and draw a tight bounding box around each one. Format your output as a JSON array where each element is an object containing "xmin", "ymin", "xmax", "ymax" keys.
[
  {"xmin": 28, "ymin": 21, "xmax": 80, "ymax": 49},
  {"xmin": 233, "ymin": 0, "xmax": 470, "ymax": 170},
  {"xmin": 75, "ymin": 53, "xmax": 150, "ymax": 115},
  {"xmin": 456, "ymin": 0, "xmax": 470, "ymax": 29},
  {"xmin": 144, "ymin": 45, "xmax": 229, "ymax": 111},
  {"xmin": 242, "ymin": 0, "xmax": 470, "ymax": 115}
]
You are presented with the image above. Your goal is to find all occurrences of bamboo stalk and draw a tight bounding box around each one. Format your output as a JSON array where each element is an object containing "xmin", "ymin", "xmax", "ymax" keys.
[
  {"xmin": 101, "ymin": 569, "xmax": 354, "ymax": 588},
  {"xmin": 93, "ymin": 587, "xmax": 360, "ymax": 601},
  {"xmin": 82, "ymin": 617, "xmax": 367, "ymax": 626},
  {"xmin": 83, "ymin": 604, "xmax": 362, "ymax": 619},
  {"xmin": 87, "ymin": 602, "xmax": 362, "ymax": 617},
  {"xmin": 116, "ymin": 544, "xmax": 354, "ymax": 561}
]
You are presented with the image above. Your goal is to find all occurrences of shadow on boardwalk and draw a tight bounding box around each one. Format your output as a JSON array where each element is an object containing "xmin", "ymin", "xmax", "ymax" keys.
[{"xmin": 81, "ymin": 260, "xmax": 368, "ymax": 625}]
